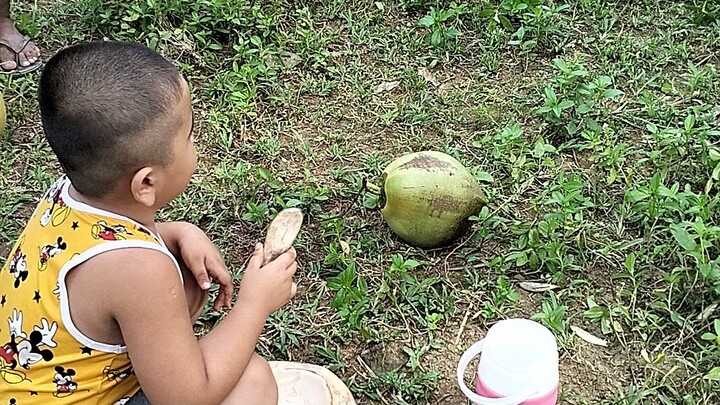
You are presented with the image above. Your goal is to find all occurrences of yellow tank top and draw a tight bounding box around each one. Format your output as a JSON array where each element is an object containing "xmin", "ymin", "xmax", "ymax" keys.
[{"xmin": 0, "ymin": 177, "xmax": 181, "ymax": 404}]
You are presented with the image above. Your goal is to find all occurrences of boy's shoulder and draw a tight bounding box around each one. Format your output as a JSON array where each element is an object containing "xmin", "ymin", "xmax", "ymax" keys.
[
  {"xmin": 73, "ymin": 246, "xmax": 180, "ymax": 291},
  {"xmin": 68, "ymin": 245, "xmax": 183, "ymax": 322},
  {"xmin": 62, "ymin": 241, "xmax": 185, "ymax": 353}
]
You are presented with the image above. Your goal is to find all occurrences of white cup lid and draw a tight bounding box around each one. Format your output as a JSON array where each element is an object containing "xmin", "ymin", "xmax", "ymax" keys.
[{"xmin": 484, "ymin": 318, "xmax": 558, "ymax": 370}]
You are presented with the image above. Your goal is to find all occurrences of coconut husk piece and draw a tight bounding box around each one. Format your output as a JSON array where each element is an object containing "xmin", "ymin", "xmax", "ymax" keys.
[{"xmin": 262, "ymin": 208, "xmax": 303, "ymax": 266}]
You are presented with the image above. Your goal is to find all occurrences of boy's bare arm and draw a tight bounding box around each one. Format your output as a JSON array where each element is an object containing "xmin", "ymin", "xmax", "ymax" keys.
[
  {"xmin": 94, "ymin": 245, "xmax": 295, "ymax": 404},
  {"xmin": 155, "ymin": 221, "xmax": 233, "ymax": 310}
]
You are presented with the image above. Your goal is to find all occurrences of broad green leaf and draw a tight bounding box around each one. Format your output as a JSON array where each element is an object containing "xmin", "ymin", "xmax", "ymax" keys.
[
  {"xmin": 499, "ymin": 15, "xmax": 513, "ymax": 31},
  {"xmin": 712, "ymin": 164, "xmax": 720, "ymax": 181},
  {"xmin": 576, "ymin": 101, "xmax": 593, "ymax": 114},
  {"xmin": 709, "ymin": 148, "xmax": 720, "ymax": 162},
  {"xmin": 670, "ymin": 224, "xmax": 697, "ymax": 251},
  {"xmin": 566, "ymin": 122, "xmax": 578, "ymax": 135},
  {"xmin": 475, "ymin": 171, "xmax": 494, "ymax": 182},
  {"xmin": 704, "ymin": 367, "xmax": 720, "ymax": 381},
  {"xmin": 431, "ymin": 30, "xmax": 442, "ymax": 46},
  {"xmin": 602, "ymin": 89, "xmax": 623, "ymax": 98},
  {"xmin": 537, "ymin": 106, "xmax": 552, "ymax": 114},
  {"xmin": 447, "ymin": 28, "xmax": 461, "ymax": 38},
  {"xmin": 553, "ymin": 106, "xmax": 562, "ymax": 118},
  {"xmin": 553, "ymin": 58, "xmax": 569, "ymax": 72},
  {"xmin": 625, "ymin": 253, "xmax": 636, "ymax": 273},
  {"xmin": 596, "ymin": 75, "xmax": 612, "ymax": 87},
  {"xmin": 544, "ymin": 86, "xmax": 557, "ymax": 101},
  {"xmin": 625, "ymin": 190, "xmax": 648, "ymax": 203},
  {"xmin": 684, "ymin": 115, "xmax": 696, "ymax": 131},
  {"xmin": 478, "ymin": 7, "xmax": 494, "ymax": 18},
  {"xmin": 558, "ymin": 100, "xmax": 574, "ymax": 109},
  {"xmin": 404, "ymin": 259, "xmax": 420, "ymax": 269},
  {"xmin": 583, "ymin": 306, "xmax": 605, "ymax": 319},
  {"xmin": 418, "ymin": 15, "xmax": 435, "ymax": 27}
]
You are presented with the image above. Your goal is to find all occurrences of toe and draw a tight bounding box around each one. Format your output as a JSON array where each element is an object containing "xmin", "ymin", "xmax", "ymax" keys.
[
  {"xmin": 24, "ymin": 42, "xmax": 40, "ymax": 63},
  {"xmin": 0, "ymin": 59, "xmax": 16, "ymax": 71},
  {"xmin": 17, "ymin": 51, "xmax": 30, "ymax": 67},
  {"xmin": 0, "ymin": 46, "xmax": 16, "ymax": 71}
]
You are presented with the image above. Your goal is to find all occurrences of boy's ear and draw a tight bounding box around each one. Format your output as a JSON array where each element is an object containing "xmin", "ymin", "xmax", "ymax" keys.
[{"xmin": 130, "ymin": 167, "xmax": 157, "ymax": 207}]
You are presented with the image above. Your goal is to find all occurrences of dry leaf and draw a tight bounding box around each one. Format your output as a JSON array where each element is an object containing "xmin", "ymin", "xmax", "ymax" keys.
[
  {"xmin": 281, "ymin": 52, "xmax": 302, "ymax": 69},
  {"xmin": 374, "ymin": 81, "xmax": 400, "ymax": 94},
  {"xmin": 697, "ymin": 303, "xmax": 718, "ymax": 321},
  {"xmin": 518, "ymin": 282, "xmax": 559, "ymax": 292},
  {"xmin": 571, "ymin": 325, "xmax": 608, "ymax": 347},
  {"xmin": 340, "ymin": 240, "xmax": 351, "ymax": 255},
  {"xmin": 640, "ymin": 348, "xmax": 651, "ymax": 364},
  {"xmin": 438, "ymin": 82, "xmax": 453, "ymax": 94},
  {"xmin": 417, "ymin": 67, "xmax": 440, "ymax": 87}
]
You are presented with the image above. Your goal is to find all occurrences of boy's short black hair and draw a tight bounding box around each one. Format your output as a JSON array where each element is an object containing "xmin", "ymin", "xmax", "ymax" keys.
[{"xmin": 39, "ymin": 41, "xmax": 184, "ymax": 198}]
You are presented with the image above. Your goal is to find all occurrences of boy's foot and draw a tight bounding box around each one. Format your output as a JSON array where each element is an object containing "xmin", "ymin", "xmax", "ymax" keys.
[
  {"xmin": 0, "ymin": 17, "xmax": 41, "ymax": 74},
  {"xmin": 269, "ymin": 361, "xmax": 357, "ymax": 405}
]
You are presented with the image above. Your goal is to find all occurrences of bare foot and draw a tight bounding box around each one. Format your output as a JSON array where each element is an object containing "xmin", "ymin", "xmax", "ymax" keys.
[{"xmin": 0, "ymin": 17, "xmax": 40, "ymax": 72}]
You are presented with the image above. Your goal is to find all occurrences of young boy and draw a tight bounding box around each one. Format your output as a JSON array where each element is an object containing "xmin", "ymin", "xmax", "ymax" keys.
[{"xmin": 0, "ymin": 41, "xmax": 298, "ymax": 404}]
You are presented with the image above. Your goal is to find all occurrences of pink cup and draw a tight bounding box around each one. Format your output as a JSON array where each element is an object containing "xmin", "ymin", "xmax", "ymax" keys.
[
  {"xmin": 457, "ymin": 319, "xmax": 559, "ymax": 405},
  {"xmin": 477, "ymin": 376, "xmax": 558, "ymax": 404}
]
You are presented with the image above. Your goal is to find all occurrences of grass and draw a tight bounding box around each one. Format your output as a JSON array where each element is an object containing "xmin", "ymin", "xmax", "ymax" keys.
[{"xmin": 2, "ymin": 0, "xmax": 720, "ymax": 403}]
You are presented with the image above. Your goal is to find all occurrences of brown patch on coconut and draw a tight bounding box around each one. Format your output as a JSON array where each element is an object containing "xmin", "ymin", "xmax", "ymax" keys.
[
  {"xmin": 398, "ymin": 154, "xmax": 453, "ymax": 171},
  {"xmin": 432, "ymin": 195, "xmax": 462, "ymax": 212}
]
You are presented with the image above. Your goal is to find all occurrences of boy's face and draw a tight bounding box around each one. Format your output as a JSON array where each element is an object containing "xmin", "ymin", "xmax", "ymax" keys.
[{"xmin": 155, "ymin": 77, "xmax": 197, "ymax": 207}]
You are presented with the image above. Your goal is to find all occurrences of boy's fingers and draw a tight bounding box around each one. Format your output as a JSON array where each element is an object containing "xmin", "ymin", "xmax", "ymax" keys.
[
  {"xmin": 205, "ymin": 256, "xmax": 233, "ymax": 307},
  {"xmin": 223, "ymin": 284, "xmax": 233, "ymax": 307},
  {"xmin": 194, "ymin": 271, "xmax": 212, "ymax": 290},
  {"xmin": 219, "ymin": 291, "xmax": 228, "ymax": 308},
  {"xmin": 224, "ymin": 292, "xmax": 233, "ymax": 309},
  {"xmin": 207, "ymin": 258, "xmax": 232, "ymax": 285},
  {"xmin": 180, "ymin": 253, "xmax": 210, "ymax": 289},
  {"xmin": 273, "ymin": 248, "xmax": 297, "ymax": 268},
  {"xmin": 184, "ymin": 259, "xmax": 211, "ymax": 290},
  {"xmin": 247, "ymin": 243, "xmax": 264, "ymax": 270}
]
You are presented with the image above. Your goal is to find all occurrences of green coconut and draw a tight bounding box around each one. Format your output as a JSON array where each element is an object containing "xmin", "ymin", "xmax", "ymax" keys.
[
  {"xmin": 0, "ymin": 94, "xmax": 5, "ymax": 134},
  {"xmin": 373, "ymin": 151, "xmax": 487, "ymax": 249}
]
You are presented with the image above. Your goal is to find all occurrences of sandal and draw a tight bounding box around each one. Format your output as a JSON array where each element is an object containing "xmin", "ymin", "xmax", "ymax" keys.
[
  {"xmin": 0, "ymin": 35, "xmax": 42, "ymax": 75},
  {"xmin": 269, "ymin": 361, "xmax": 357, "ymax": 405}
]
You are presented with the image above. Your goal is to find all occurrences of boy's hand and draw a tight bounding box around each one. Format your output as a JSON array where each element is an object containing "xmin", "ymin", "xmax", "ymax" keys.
[
  {"xmin": 238, "ymin": 243, "xmax": 297, "ymax": 317},
  {"xmin": 172, "ymin": 224, "xmax": 233, "ymax": 311}
]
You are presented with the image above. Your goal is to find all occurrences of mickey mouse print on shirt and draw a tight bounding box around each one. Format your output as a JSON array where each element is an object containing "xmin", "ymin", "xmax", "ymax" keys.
[
  {"xmin": 91, "ymin": 221, "xmax": 133, "ymax": 241},
  {"xmin": 39, "ymin": 181, "xmax": 71, "ymax": 228},
  {"xmin": 38, "ymin": 237, "xmax": 67, "ymax": 271},
  {"xmin": 103, "ymin": 364, "xmax": 134, "ymax": 384},
  {"xmin": 0, "ymin": 310, "xmax": 58, "ymax": 384},
  {"xmin": 7, "ymin": 242, "xmax": 28, "ymax": 289},
  {"xmin": 53, "ymin": 366, "xmax": 78, "ymax": 397}
]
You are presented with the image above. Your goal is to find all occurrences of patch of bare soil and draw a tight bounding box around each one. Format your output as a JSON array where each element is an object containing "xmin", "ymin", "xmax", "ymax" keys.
[{"xmin": 558, "ymin": 343, "xmax": 638, "ymax": 404}]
